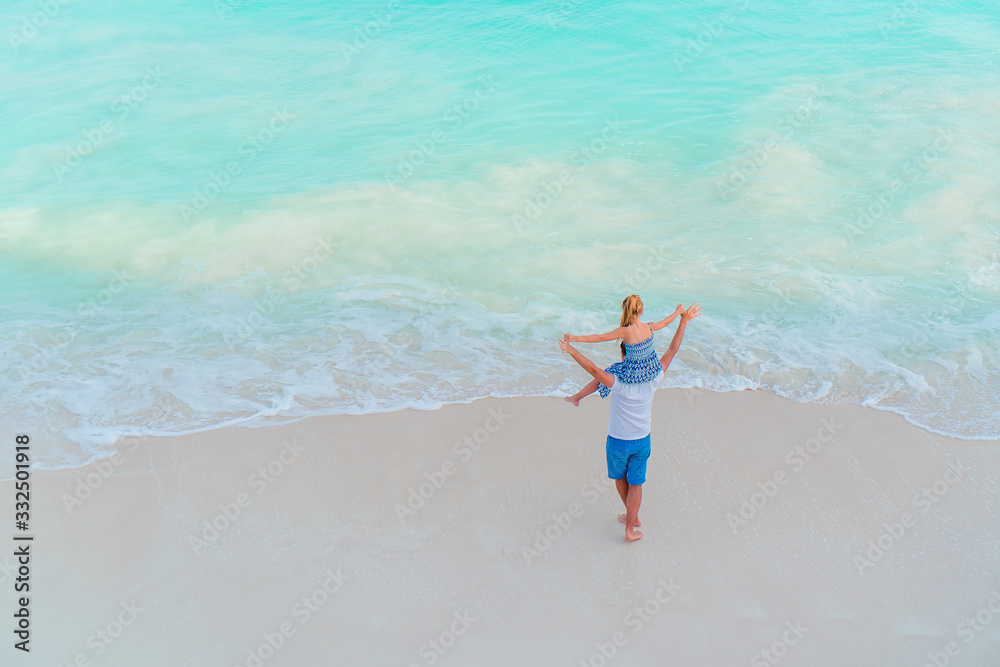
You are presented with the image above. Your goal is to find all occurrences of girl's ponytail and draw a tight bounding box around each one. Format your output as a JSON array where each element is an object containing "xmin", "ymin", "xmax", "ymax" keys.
[{"xmin": 619, "ymin": 294, "xmax": 643, "ymax": 328}]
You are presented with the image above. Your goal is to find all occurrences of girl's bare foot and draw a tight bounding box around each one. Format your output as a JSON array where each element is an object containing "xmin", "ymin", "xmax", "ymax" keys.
[
  {"xmin": 564, "ymin": 396, "xmax": 581, "ymax": 406},
  {"xmin": 618, "ymin": 513, "xmax": 640, "ymax": 526},
  {"xmin": 625, "ymin": 528, "xmax": 643, "ymax": 542}
]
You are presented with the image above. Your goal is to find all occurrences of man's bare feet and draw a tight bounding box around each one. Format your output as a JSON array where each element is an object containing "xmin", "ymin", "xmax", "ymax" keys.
[
  {"xmin": 618, "ymin": 513, "xmax": 640, "ymax": 527},
  {"xmin": 564, "ymin": 396, "xmax": 581, "ymax": 406},
  {"xmin": 625, "ymin": 528, "xmax": 643, "ymax": 542}
]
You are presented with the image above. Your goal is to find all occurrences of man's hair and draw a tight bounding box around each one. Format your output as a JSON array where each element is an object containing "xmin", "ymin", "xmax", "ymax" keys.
[{"xmin": 620, "ymin": 341, "xmax": 626, "ymax": 358}]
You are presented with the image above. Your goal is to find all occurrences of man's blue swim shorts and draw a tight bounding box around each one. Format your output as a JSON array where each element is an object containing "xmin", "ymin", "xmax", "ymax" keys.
[{"xmin": 606, "ymin": 433, "xmax": 651, "ymax": 486}]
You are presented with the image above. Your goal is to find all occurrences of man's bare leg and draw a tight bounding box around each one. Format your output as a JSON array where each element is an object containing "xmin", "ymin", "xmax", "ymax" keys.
[
  {"xmin": 615, "ymin": 478, "xmax": 640, "ymax": 527},
  {"xmin": 625, "ymin": 484, "xmax": 643, "ymax": 542}
]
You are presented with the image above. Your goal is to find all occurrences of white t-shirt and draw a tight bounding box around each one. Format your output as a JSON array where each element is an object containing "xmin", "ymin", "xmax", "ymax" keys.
[{"xmin": 607, "ymin": 369, "xmax": 662, "ymax": 440}]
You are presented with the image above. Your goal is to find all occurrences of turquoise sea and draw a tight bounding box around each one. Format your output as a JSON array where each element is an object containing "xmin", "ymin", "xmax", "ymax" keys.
[{"xmin": 2, "ymin": 0, "xmax": 998, "ymax": 474}]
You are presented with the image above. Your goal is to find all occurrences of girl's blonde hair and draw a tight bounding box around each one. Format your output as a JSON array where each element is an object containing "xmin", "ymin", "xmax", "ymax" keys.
[{"xmin": 619, "ymin": 294, "xmax": 643, "ymax": 327}]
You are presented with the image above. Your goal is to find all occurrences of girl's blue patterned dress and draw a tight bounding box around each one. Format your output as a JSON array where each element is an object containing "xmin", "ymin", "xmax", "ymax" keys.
[{"xmin": 598, "ymin": 332, "xmax": 661, "ymax": 398}]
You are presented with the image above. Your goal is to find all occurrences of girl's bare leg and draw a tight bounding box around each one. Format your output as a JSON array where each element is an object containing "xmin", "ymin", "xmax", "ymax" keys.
[{"xmin": 564, "ymin": 378, "xmax": 601, "ymax": 406}]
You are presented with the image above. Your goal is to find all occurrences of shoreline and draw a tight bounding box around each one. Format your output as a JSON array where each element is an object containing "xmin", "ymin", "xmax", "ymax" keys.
[
  {"xmin": 11, "ymin": 384, "xmax": 997, "ymax": 481},
  {"xmin": 6, "ymin": 387, "xmax": 1000, "ymax": 664}
]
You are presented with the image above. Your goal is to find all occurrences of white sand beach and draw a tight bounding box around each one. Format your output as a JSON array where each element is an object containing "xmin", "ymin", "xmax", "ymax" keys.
[
  {"xmin": 7, "ymin": 388, "xmax": 999, "ymax": 666},
  {"xmin": 6, "ymin": 1, "xmax": 1000, "ymax": 665}
]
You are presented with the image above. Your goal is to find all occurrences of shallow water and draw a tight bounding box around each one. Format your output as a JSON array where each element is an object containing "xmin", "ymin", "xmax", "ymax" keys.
[{"xmin": 2, "ymin": 0, "xmax": 998, "ymax": 473}]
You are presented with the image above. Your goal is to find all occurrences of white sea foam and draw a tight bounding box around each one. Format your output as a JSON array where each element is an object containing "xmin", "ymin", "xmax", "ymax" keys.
[{"xmin": 4, "ymin": 28, "xmax": 1000, "ymax": 475}]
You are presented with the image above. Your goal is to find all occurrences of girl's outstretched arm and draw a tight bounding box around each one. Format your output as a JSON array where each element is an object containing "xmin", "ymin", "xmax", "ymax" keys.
[
  {"xmin": 649, "ymin": 304, "xmax": 684, "ymax": 331},
  {"xmin": 563, "ymin": 327, "xmax": 626, "ymax": 343}
]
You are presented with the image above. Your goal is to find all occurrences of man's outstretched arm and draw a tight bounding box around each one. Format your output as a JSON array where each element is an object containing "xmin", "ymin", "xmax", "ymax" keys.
[
  {"xmin": 660, "ymin": 303, "xmax": 701, "ymax": 372},
  {"xmin": 559, "ymin": 339, "xmax": 615, "ymax": 388}
]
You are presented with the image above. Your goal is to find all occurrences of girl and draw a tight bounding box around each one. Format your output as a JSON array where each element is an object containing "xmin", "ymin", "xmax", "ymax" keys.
[{"xmin": 564, "ymin": 295, "xmax": 684, "ymax": 398}]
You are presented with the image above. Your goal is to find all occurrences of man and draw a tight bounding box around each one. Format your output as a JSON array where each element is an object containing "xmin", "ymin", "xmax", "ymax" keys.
[{"xmin": 559, "ymin": 303, "xmax": 701, "ymax": 542}]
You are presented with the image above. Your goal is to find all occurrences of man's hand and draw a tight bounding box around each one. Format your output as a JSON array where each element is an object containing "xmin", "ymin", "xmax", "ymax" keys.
[
  {"xmin": 660, "ymin": 303, "xmax": 700, "ymax": 372},
  {"xmin": 681, "ymin": 303, "xmax": 702, "ymax": 321},
  {"xmin": 558, "ymin": 339, "xmax": 574, "ymax": 354}
]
